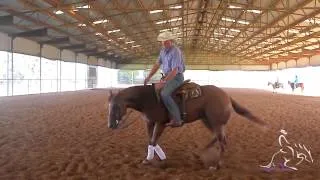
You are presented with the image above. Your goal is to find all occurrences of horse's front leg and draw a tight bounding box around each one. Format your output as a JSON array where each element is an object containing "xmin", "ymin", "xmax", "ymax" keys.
[{"xmin": 143, "ymin": 122, "xmax": 166, "ymax": 164}]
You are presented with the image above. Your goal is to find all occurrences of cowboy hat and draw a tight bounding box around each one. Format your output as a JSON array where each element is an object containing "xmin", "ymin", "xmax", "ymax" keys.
[{"xmin": 157, "ymin": 31, "xmax": 176, "ymax": 41}]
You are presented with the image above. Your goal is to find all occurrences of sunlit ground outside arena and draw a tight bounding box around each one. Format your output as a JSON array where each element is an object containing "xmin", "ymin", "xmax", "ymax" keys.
[{"xmin": 115, "ymin": 66, "xmax": 320, "ymax": 97}]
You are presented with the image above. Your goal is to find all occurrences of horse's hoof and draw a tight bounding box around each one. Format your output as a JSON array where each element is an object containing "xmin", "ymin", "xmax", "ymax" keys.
[
  {"xmin": 209, "ymin": 166, "xmax": 217, "ymax": 171},
  {"xmin": 156, "ymin": 160, "xmax": 168, "ymax": 169},
  {"xmin": 142, "ymin": 159, "xmax": 151, "ymax": 165},
  {"xmin": 209, "ymin": 161, "xmax": 222, "ymax": 170}
]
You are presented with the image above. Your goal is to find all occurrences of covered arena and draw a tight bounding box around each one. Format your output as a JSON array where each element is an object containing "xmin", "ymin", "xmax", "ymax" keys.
[{"xmin": 0, "ymin": 0, "xmax": 319, "ymax": 179}]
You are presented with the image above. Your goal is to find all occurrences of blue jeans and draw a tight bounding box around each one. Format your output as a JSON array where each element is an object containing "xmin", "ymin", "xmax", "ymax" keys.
[{"xmin": 160, "ymin": 73, "xmax": 184, "ymax": 122}]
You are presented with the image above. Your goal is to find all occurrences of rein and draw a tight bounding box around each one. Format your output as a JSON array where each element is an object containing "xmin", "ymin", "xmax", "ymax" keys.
[{"xmin": 117, "ymin": 109, "xmax": 136, "ymax": 129}]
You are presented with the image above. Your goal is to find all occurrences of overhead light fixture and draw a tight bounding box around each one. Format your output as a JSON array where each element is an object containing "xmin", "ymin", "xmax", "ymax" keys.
[
  {"xmin": 156, "ymin": 20, "xmax": 167, "ymax": 25},
  {"xmin": 169, "ymin": 5, "xmax": 182, "ymax": 9},
  {"xmin": 132, "ymin": 45, "xmax": 141, "ymax": 48},
  {"xmin": 78, "ymin": 23, "xmax": 86, "ymax": 26},
  {"xmin": 212, "ymin": 38, "xmax": 219, "ymax": 41},
  {"xmin": 226, "ymin": 34, "xmax": 234, "ymax": 38},
  {"xmin": 290, "ymin": 49, "xmax": 302, "ymax": 53},
  {"xmin": 76, "ymin": 5, "xmax": 90, "ymax": 9},
  {"xmin": 125, "ymin": 41, "xmax": 135, "ymax": 44},
  {"xmin": 168, "ymin": 17, "xmax": 182, "ymax": 22},
  {"xmin": 288, "ymin": 29, "xmax": 299, "ymax": 33},
  {"xmin": 311, "ymin": 27, "xmax": 320, "ymax": 32},
  {"xmin": 118, "ymin": 37, "xmax": 125, "ymax": 40},
  {"xmin": 228, "ymin": 5, "xmax": 242, "ymax": 9},
  {"xmin": 160, "ymin": 28, "xmax": 170, "ymax": 32},
  {"xmin": 159, "ymin": 27, "xmax": 179, "ymax": 32},
  {"xmin": 108, "ymin": 29, "xmax": 120, "ymax": 33},
  {"xmin": 54, "ymin": 10, "xmax": 64, "ymax": 14},
  {"xmin": 221, "ymin": 18, "xmax": 249, "ymax": 24},
  {"xmin": 221, "ymin": 17, "xmax": 235, "ymax": 22},
  {"xmin": 280, "ymin": 53, "xmax": 288, "ymax": 56},
  {"xmin": 296, "ymin": 32, "xmax": 311, "ymax": 38},
  {"xmin": 95, "ymin": 32, "xmax": 102, "ymax": 36},
  {"xmin": 307, "ymin": 38, "xmax": 319, "ymax": 42},
  {"xmin": 150, "ymin": 10, "xmax": 163, "ymax": 14},
  {"xmin": 304, "ymin": 45, "xmax": 318, "ymax": 50},
  {"xmin": 214, "ymin": 32, "xmax": 224, "ymax": 36},
  {"xmin": 155, "ymin": 17, "xmax": 182, "ymax": 24},
  {"xmin": 93, "ymin": 19, "xmax": 108, "ymax": 24},
  {"xmin": 246, "ymin": 9, "xmax": 262, "ymax": 14},
  {"xmin": 230, "ymin": 28, "xmax": 241, "ymax": 32},
  {"xmin": 220, "ymin": 27, "xmax": 240, "ymax": 32},
  {"xmin": 237, "ymin": 20, "xmax": 250, "ymax": 25}
]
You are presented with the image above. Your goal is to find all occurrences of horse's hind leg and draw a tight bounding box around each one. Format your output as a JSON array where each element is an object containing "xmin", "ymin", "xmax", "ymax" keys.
[
  {"xmin": 201, "ymin": 116, "xmax": 228, "ymax": 169},
  {"xmin": 204, "ymin": 126, "xmax": 226, "ymax": 151},
  {"xmin": 210, "ymin": 126, "xmax": 227, "ymax": 153},
  {"xmin": 201, "ymin": 124, "xmax": 226, "ymax": 170}
]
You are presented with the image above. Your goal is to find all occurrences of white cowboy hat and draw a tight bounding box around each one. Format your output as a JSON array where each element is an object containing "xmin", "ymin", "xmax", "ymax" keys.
[{"xmin": 157, "ymin": 31, "xmax": 176, "ymax": 41}]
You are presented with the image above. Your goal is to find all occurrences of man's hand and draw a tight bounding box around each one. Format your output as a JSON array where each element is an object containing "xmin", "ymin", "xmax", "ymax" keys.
[
  {"xmin": 144, "ymin": 63, "xmax": 160, "ymax": 86},
  {"xmin": 155, "ymin": 82, "xmax": 165, "ymax": 90},
  {"xmin": 159, "ymin": 79, "xmax": 166, "ymax": 83},
  {"xmin": 144, "ymin": 77, "xmax": 150, "ymax": 86}
]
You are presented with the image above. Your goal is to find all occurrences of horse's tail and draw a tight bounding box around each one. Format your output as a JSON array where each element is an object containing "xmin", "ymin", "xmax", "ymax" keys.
[{"xmin": 230, "ymin": 98, "xmax": 268, "ymax": 128}]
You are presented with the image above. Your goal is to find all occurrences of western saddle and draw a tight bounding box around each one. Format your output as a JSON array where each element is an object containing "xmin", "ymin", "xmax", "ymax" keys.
[{"xmin": 153, "ymin": 79, "xmax": 202, "ymax": 121}]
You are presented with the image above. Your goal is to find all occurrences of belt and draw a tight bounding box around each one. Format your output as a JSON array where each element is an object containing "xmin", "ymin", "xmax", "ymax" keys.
[{"xmin": 164, "ymin": 72, "xmax": 183, "ymax": 77}]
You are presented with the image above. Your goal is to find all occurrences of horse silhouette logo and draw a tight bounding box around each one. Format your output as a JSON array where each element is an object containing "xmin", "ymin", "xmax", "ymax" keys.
[{"xmin": 259, "ymin": 129, "xmax": 314, "ymax": 172}]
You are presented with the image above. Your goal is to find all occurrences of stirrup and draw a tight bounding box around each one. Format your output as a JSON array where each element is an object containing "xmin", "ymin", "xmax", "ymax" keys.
[{"xmin": 181, "ymin": 112, "xmax": 187, "ymax": 121}]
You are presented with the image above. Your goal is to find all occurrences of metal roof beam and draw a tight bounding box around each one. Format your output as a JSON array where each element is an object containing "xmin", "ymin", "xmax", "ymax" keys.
[
  {"xmin": 75, "ymin": 48, "xmax": 98, "ymax": 54},
  {"xmin": 0, "ymin": 15, "xmax": 14, "ymax": 25},
  {"xmin": 87, "ymin": 51, "xmax": 109, "ymax": 57},
  {"xmin": 60, "ymin": 44, "xmax": 86, "ymax": 50},
  {"xmin": 12, "ymin": 28, "xmax": 47, "ymax": 37},
  {"xmin": 232, "ymin": 0, "xmax": 315, "ymax": 55},
  {"xmin": 40, "ymin": 37, "xmax": 69, "ymax": 44}
]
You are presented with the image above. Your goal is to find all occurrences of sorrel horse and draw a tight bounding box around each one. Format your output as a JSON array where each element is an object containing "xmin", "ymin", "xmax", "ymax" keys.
[
  {"xmin": 288, "ymin": 81, "xmax": 304, "ymax": 93},
  {"xmin": 107, "ymin": 81, "xmax": 268, "ymax": 169}
]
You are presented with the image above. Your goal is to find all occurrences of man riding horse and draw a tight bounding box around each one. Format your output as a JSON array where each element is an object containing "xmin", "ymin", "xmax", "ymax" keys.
[
  {"xmin": 107, "ymin": 31, "xmax": 268, "ymax": 168},
  {"xmin": 275, "ymin": 77, "xmax": 280, "ymax": 88},
  {"xmin": 144, "ymin": 31, "xmax": 186, "ymax": 128},
  {"xmin": 294, "ymin": 75, "xmax": 299, "ymax": 87}
]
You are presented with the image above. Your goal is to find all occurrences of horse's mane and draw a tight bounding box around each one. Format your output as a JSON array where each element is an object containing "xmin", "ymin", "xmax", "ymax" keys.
[{"xmin": 116, "ymin": 85, "xmax": 155, "ymax": 112}]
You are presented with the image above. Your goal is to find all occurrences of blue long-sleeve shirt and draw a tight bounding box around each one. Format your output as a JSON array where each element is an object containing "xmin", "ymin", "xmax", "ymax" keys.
[{"xmin": 157, "ymin": 46, "xmax": 185, "ymax": 76}]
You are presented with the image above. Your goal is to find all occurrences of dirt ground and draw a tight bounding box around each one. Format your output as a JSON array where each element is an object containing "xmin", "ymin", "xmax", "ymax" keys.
[{"xmin": 0, "ymin": 87, "xmax": 319, "ymax": 180}]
